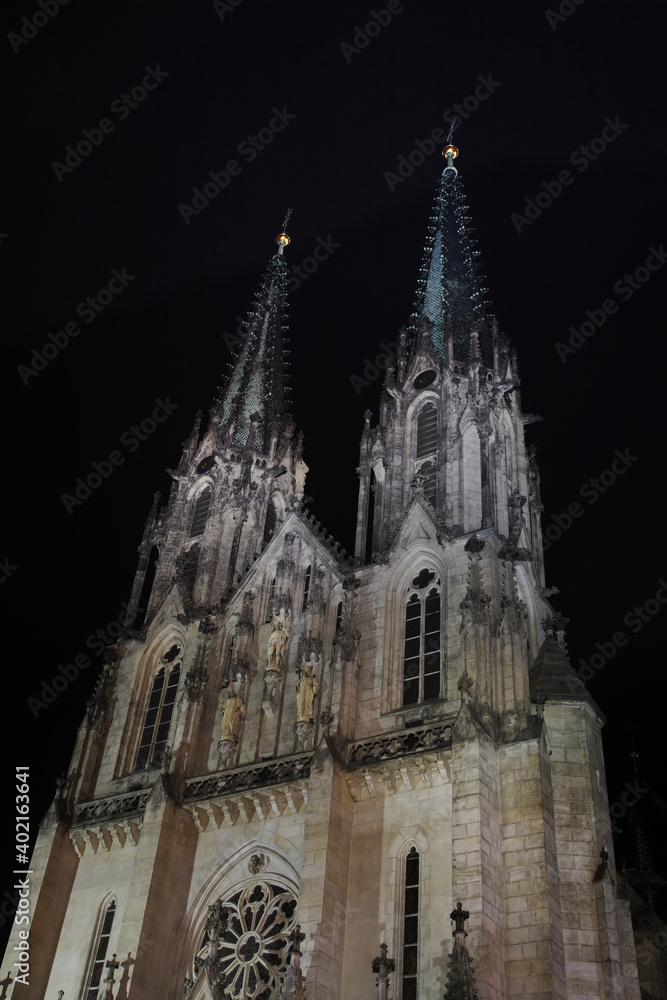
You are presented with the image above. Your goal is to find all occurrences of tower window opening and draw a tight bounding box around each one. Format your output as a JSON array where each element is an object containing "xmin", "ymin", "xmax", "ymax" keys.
[
  {"xmin": 136, "ymin": 661, "xmax": 181, "ymax": 769},
  {"xmin": 416, "ymin": 404, "xmax": 437, "ymax": 458},
  {"xmin": 403, "ymin": 586, "xmax": 441, "ymax": 705},
  {"xmin": 302, "ymin": 565, "xmax": 312, "ymax": 611},
  {"xmin": 190, "ymin": 487, "xmax": 212, "ymax": 538},
  {"xmin": 421, "ymin": 461, "xmax": 437, "ymax": 507},
  {"xmin": 263, "ymin": 497, "xmax": 278, "ymax": 543}
]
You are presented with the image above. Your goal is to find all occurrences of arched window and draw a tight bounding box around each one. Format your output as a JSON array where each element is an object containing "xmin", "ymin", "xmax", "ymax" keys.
[
  {"xmin": 403, "ymin": 577, "xmax": 441, "ymax": 706},
  {"xmin": 190, "ymin": 487, "xmax": 212, "ymax": 538},
  {"xmin": 415, "ymin": 404, "xmax": 438, "ymax": 509},
  {"xmin": 335, "ymin": 600, "xmax": 344, "ymax": 635},
  {"xmin": 421, "ymin": 461, "xmax": 436, "ymax": 507},
  {"xmin": 193, "ymin": 882, "xmax": 297, "ymax": 999},
  {"xmin": 302, "ymin": 565, "xmax": 312, "ymax": 611},
  {"xmin": 136, "ymin": 647, "xmax": 181, "ymax": 769},
  {"xmin": 182, "ymin": 544, "xmax": 200, "ymax": 592},
  {"xmin": 263, "ymin": 496, "xmax": 279, "ymax": 543},
  {"xmin": 84, "ymin": 898, "xmax": 116, "ymax": 999},
  {"xmin": 401, "ymin": 848, "xmax": 420, "ymax": 1000},
  {"xmin": 416, "ymin": 403, "xmax": 437, "ymax": 458}
]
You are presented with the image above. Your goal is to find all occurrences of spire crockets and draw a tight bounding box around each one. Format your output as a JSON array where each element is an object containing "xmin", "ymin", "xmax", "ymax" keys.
[
  {"xmin": 409, "ymin": 142, "xmax": 494, "ymax": 366},
  {"xmin": 217, "ymin": 216, "xmax": 293, "ymax": 453}
]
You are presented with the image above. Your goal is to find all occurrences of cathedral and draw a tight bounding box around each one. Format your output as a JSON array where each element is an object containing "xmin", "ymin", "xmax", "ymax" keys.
[{"xmin": 6, "ymin": 144, "xmax": 644, "ymax": 999}]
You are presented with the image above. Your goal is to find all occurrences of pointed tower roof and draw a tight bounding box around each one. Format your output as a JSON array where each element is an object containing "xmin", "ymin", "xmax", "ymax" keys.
[
  {"xmin": 409, "ymin": 143, "xmax": 494, "ymax": 366},
  {"xmin": 217, "ymin": 222, "xmax": 292, "ymax": 452},
  {"xmin": 529, "ymin": 634, "xmax": 603, "ymax": 718}
]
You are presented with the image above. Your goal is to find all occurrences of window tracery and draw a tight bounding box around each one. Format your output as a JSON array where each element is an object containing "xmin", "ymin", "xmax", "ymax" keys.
[
  {"xmin": 403, "ymin": 573, "xmax": 441, "ymax": 706},
  {"xmin": 136, "ymin": 644, "xmax": 182, "ymax": 769},
  {"xmin": 193, "ymin": 882, "xmax": 297, "ymax": 1000}
]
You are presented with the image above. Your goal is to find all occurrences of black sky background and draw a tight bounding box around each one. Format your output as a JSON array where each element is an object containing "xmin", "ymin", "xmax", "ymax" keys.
[{"xmin": 2, "ymin": 0, "xmax": 667, "ymax": 954}]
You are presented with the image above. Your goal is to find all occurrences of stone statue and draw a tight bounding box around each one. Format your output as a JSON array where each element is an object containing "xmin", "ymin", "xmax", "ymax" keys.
[
  {"xmin": 267, "ymin": 616, "xmax": 290, "ymax": 672},
  {"xmin": 219, "ymin": 692, "xmax": 246, "ymax": 742},
  {"xmin": 296, "ymin": 654, "xmax": 320, "ymax": 723}
]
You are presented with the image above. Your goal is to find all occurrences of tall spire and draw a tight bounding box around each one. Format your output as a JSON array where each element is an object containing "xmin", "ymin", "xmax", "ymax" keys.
[
  {"xmin": 217, "ymin": 219, "xmax": 293, "ymax": 453},
  {"xmin": 409, "ymin": 142, "xmax": 493, "ymax": 366}
]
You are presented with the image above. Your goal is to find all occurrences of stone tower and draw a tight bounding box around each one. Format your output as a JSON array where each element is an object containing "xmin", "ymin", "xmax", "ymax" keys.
[{"xmin": 4, "ymin": 147, "xmax": 642, "ymax": 1000}]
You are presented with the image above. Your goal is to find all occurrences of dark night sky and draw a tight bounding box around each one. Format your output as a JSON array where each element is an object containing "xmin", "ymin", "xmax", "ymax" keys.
[{"xmin": 2, "ymin": 0, "xmax": 667, "ymax": 953}]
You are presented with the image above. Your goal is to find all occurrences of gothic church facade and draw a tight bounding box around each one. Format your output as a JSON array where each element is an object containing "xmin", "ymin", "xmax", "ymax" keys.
[{"xmin": 7, "ymin": 146, "xmax": 642, "ymax": 1000}]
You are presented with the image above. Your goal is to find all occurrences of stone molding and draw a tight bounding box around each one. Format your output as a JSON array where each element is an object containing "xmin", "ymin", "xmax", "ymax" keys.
[
  {"xmin": 185, "ymin": 752, "xmax": 312, "ymax": 802},
  {"xmin": 69, "ymin": 818, "xmax": 142, "ymax": 857},
  {"xmin": 186, "ymin": 781, "xmax": 308, "ymax": 832},
  {"xmin": 75, "ymin": 788, "xmax": 151, "ymax": 825},
  {"xmin": 344, "ymin": 721, "xmax": 453, "ymax": 766}
]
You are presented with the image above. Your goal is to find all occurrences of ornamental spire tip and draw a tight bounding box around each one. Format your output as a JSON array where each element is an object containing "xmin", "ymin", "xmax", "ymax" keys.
[{"xmin": 275, "ymin": 208, "xmax": 292, "ymax": 255}]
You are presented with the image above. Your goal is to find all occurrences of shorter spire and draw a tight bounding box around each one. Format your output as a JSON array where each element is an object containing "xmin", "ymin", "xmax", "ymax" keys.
[{"xmin": 217, "ymin": 218, "xmax": 293, "ymax": 453}]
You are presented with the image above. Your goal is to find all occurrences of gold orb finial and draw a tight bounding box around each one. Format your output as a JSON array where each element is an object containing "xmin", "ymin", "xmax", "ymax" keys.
[
  {"xmin": 443, "ymin": 144, "xmax": 459, "ymax": 160},
  {"xmin": 275, "ymin": 233, "xmax": 290, "ymax": 247}
]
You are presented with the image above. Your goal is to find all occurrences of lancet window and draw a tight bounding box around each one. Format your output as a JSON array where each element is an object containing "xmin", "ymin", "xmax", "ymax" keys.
[
  {"xmin": 415, "ymin": 403, "xmax": 438, "ymax": 507},
  {"xmin": 401, "ymin": 848, "xmax": 420, "ymax": 1000},
  {"xmin": 84, "ymin": 898, "xmax": 116, "ymax": 999},
  {"xmin": 136, "ymin": 645, "xmax": 181, "ymax": 769},
  {"xmin": 190, "ymin": 487, "xmax": 212, "ymax": 538},
  {"xmin": 403, "ymin": 571, "xmax": 441, "ymax": 705}
]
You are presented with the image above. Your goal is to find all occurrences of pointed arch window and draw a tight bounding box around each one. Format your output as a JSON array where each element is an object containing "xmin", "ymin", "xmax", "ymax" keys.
[
  {"xmin": 403, "ymin": 579, "xmax": 441, "ymax": 706},
  {"xmin": 263, "ymin": 496, "xmax": 278, "ymax": 543},
  {"xmin": 182, "ymin": 544, "xmax": 200, "ymax": 592},
  {"xmin": 401, "ymin": 848, "xmax": 420, "ymax": 1000},
  {"xmin": 190, "ymin": 487, "xmax": 212, "ymax": 538},
  {"xmin": 415, "ymin": 404, "xmax": 438, "ymax": 508},
  {"xmin": 302, "ymin": 565, "xmax": 312, "ymax": 611},
  {"xmin": 416, "ymin": 403, "xmax": 437, "ymax": 458},
  {"xmin": 85, "ymin": 898, "xmax": 116, "ymax": 999},
  {"xmin": 335, "ymin": 600, "xmax": 344, "ymax": 635},
  {"xmin": 136, "ymin": 650, "xmax": 181, "ymax": 769}
]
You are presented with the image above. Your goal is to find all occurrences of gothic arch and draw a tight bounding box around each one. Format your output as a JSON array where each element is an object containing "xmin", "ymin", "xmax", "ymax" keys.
[
  {"xmin": 80, "ymin": 892, "xmax": 118, "ymax": 1000},
  {"xmin": 172, "ymin": 841, "xmax": 300, "ymax": 997},
  {"xmin": 116, "ymin": 627, "xmax": 186, "ymax": 776},
  {"xmin": 382, "ymin": 548, "xmax": 453, "ymax": 713}
]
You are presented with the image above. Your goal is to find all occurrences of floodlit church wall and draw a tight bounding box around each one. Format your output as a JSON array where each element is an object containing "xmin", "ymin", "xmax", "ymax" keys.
[
  {"xmin": 43, "ymin": 849, "xmax": 133, "ymax": 999},
  {"xmin": 341, "ymin": 776, "xmax": 453, "ymax": 1000}
]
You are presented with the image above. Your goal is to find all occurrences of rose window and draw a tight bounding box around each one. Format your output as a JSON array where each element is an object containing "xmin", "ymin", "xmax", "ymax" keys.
[{"xmin": 194, "ymin": 882, "xmax": 297, "ymax": 1000}]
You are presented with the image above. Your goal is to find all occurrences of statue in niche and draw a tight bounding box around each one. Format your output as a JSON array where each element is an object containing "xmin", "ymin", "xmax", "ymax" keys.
[
  {"xmin": 267, "ymin": 609, "xmax": 291, "ymax": 672},
  {"xmin": 296, "ymin": 653, "xmax": 321, "ymax": 723},
  {"xmin": 219, "ymin": 674, "xmax": 246, "ymax": 742}
]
